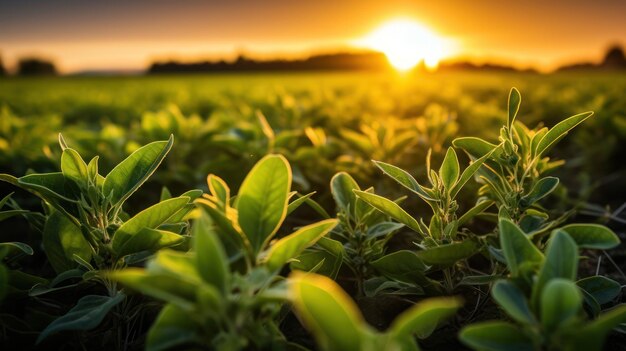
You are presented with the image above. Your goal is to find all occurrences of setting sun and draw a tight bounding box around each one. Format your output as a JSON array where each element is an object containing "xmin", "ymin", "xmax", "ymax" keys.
[{"xmin": 356, "ymin": 19, "xmax": 451, "ymax": 71}]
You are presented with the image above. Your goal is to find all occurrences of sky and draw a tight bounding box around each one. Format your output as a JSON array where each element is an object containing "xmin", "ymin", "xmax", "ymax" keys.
[{"xmin": 1, "ymin": 0, "xmax": 625, "ymax": 73}]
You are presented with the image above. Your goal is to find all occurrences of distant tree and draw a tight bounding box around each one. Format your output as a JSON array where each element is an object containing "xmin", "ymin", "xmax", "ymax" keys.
[
  {"xmin": 17, "ymin": 58, "xmax": 57, "ymax": 76},
  {"xmin": 0, "ymin": 56, "xmax": 6, "ymax": 76},
  {"xmin": 602, "ymin": 45, "xmax": 626, "ymax": 68}
]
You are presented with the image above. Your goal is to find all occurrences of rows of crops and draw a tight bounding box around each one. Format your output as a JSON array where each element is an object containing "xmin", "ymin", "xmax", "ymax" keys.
[{"xmin": 1, "ymin": 72, "xmax": 625, "ymax": 350}]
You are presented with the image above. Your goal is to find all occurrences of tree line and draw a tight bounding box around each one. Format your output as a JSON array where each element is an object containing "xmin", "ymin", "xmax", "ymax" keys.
[{"xmin": 0, "ymin": 56, "xmax": 57, "ymax": 76}]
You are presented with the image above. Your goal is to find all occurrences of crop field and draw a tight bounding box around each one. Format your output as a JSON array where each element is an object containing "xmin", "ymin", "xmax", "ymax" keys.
[{"xmin": 1, "ymin": 71, "xmax": 626, "ymax": 350}]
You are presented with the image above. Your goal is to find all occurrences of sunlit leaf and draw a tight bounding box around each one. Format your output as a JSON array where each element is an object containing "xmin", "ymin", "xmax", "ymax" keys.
[
  {"xmin": 111, "ymin": 197, "xmax": 189, "ymax": 257},
  {"xmin": 330, "ymin": 172, "xmax": 360, "ymax": 216},
  {"xmin": 536, "ymin": 112, "xmax": 593, "ymax": 157},
  {"xmin": 439, "ymin": 147, "xmax": 460, "ymax": 191},
  {"xmin": 237, "ymin": 154, "xmax": 291, "ymax": 254},
  {"xmin": 193, "ymin": 213, "xmax": 230, "ymax": 294},
  {"xmin": 390, "ymin": 297, "xmax": 462, "ymax": 339},
  {"xmin": 265, "ymin": 219, "xmax": 337, "ymax": 271},
  {"xmin": 354, "ymin": 190, "xmax": 422, "ymax": 233},
  {"xmin": 103, "ymin": 135, "xmax": 173, "ymax": 206},
  {"xmin": 61, "ymin": 148, "xmax": 88, "ymax": 186},
  {"xmin": 290, "ymin": 272, "xmax": 367, "ymax": 350},
  {"xmin": 507, "ymin": 87, "xmax": 521, "ymax": 130}
]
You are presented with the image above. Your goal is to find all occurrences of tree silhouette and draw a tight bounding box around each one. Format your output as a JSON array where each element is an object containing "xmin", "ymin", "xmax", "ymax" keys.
[
  {"xmin": 17, "ymin": 58, "xmax": 57, "ymax": 76},
  {"xmin": 602, "ymin": 46, "xmax": 626, "ymax": 68},
  {"xmin": 0, "ymin": 56, "xmax": 6, "ymax": 76}
]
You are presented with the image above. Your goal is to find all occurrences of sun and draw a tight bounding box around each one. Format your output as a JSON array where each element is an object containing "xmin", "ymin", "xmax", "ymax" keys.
[{"xmin": 356, "ymin": 19, "xmax": 451, "ymax": 71}]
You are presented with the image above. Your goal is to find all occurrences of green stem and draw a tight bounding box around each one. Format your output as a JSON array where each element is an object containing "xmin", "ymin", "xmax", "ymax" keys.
[{"xmin": 443, "ymin": 268, "xmax": 454, "ymax": 295}]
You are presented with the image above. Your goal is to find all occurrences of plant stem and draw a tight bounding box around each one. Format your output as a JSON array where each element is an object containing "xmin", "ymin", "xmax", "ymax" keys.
[{"xmin": 443, "ymin": 268, "xmax": 454, "ymax": 295}]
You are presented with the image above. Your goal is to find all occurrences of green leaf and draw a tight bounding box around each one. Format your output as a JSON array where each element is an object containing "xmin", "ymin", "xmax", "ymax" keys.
[
  {"xmin": 458, "ymin": 200, "xmax": 494, "ymax": 226},
  {"xmin": 192, "ymin": 213, "xmax": 230, "ymax": 294},
  {"xmin": 37, "ymin": 293, "xmax": 125, "ymax": 343},
  {"xmin": 450, "ymin": 150, "xmax": 494, "ymax": 198},
  {"xmin": 146, "ymin": 248, "xmax": 202, "ymax": 281},
  {"xmin": 513, "ymin": 123, "xmax": 531, "ymax": 154},
  {"xmin": 363, "ymin": 277, "xmax": 424, "ymax": 297},
  {"xmin": 116, "ymin": 228, "xmax": 184, "ymax": 259},
  {"xmin": 58, "ymin": 133, "xmax": 69, "ymax": 150},
  {"xmin": 452, "ymin": 137, "xmax": 499, "ymax": 159},
  {"xmin": 532, "ymin": 230, "xmax": 578, "ymax": 309},
  {"xmin": 330, "ymin": 172, "xmax": 360, "ymax": 216},
  {"xmin": 491, "ymin": 280, "xmax": 536, "ymax": 325},
  {"xmin": 207, "ymin": 174, "xmax": 230, "ymax": 211},
  {"xmin": 180, "ymin": 189, "xmax": 203, "ymax": 201},
  {"xmin": 291, "ymin": 237, "xmax": 344, "ymax": 279},
  {"xmin": 50, "ymin": 268, "xmax": 85, "ymax": 287},
  {"xmin": 110, "ymin": 267, "xmax": 199, "ymax": 311},
  {"xmin": 196, "ymin": 199, "xmax": 249, "ymax": 257},
  {"xmin": 371, "ymin": 250, "xmax": 429, "ymax": 283},
  {"xmin": 61, "ymin": 148, "xmax": 88, "ymax": 186},
  {"xmin": 353, "ymin": 190, "xmax": 422, "ymax": 234},
  {"xmin": 18, "ymin": 172, "xmax": 79, "ymax": 203},
  {"xmin": 87, "ymin": 156, "xmax": 100, "ymax": 185},
  {"xmin": 560, "ymin": 224, "xmax": 620, "ymax": 250},
  {"xmin": 287, "ymin": 192, "xmax": 315, "ymax": 215},
  {"xmin": 111, "ymin": 197, "xmax": 189, "ymax": 256},
  {"xmin": 290, "ymin": 272, "xmax": 367, "ymax": 351},
  {"xmin": 571, "ymin": 304, "xmax": 626, "ymax": 351},
  {"xmin": 0, "ymin": 174, "xmax": 19, "ymax": 187},
  {"xmin": 146, "ymin": 303, "xmax": 199, "ymax": 351},
  {"xmin": 373, "ymin": 161, "xmax": 436, "ymax": 202},
  {"xmin": 160, "ymin": 187, "xmax": 172, "ymax": 201},
  {"xmin": 0, "ymin": 209, "xmax": 29, "ymax": 222},
  {"xmin": 460, "ymin": 321, "xmax": 534, "ymax": 351},
  {"xmin": 0, "ymin": 192, "xmax": 13, "ymax": 209},
  {"xmin": 439, "ymin": 147, "xmax": 460, "ymax": 191},
  {"xmin": 8, "ymin": 270, "xmax": 48, "ymax": 294},
  {"xmin": 416, "ymin": 240, "xmax": 479, "ymax": 266},
  {"xmin": 507, "ymin": 87, "xmax": 521, "ymax": 130},
  {"xmin": 390, "ymin": 297, "xmax": 462, "ymax": 339},
  {"xmin": 535, "ymin": 112, "xmax": 594, "ymax": 157},
  {"xmin": 577, "ymin": 276, "xmax": 622, "ymax": 305},
  {"xmin": 302, "ymin": 195, "xmax": 332, "ymax": 219},
  {"xmin": 521, "ymin": 177, "xmax": 559, "ymax": 207},
  {"xmin": 540, "ymin": 279, "xmax": 582, "ymax": 331},
  {"xmin": 29, "ymin": 282, "xmax": 80, "ymax": 298},
  {"xmin": 366, "ymin": 222, "xmax": 405, "ymax": 240},
  {"xmin": 0, "ymin": 242, "xmax": 33, "ymax": 256},
  {"xmin": 458, "ymin": 275, "xmax": 503, "ymax": 286},
  {"xmin": 265, "ymin": 219, "xmax": 337, "ymax": 271},
  {"xmin": 237, "ymin": 154, "xmax": 291, "ymax": 254},
  {"xmin": 498, "ymin": 219, "xmax": 543, "ymax": 276},
  {"xmin": 530, "ymin": 128, "xmax": 548, "ymax": 156},
  {"xmin": 257, "ymin": 110, "xmax": 275, "ymax": 146},
  {"xmin": 103, "ymin": 135, "xmax": 173, "ymax": 206},
  {"xmin": 43, "ymin": 211, "xmax": 92, "ymax": 274},
  {"xmin": 580, "ymin": 289, "xmax": 602, "ymax": 318}
]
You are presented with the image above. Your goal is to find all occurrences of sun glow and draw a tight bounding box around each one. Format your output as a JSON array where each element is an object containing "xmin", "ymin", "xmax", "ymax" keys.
[{"xmin": 356, "ymin": 19, "xmax": 452, "ymax": 71}]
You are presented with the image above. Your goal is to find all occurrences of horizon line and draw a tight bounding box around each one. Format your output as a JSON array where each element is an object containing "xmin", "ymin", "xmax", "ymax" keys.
[{"xmin": 2, "ymin": 44, "xmax": 624, "ymax": 75}]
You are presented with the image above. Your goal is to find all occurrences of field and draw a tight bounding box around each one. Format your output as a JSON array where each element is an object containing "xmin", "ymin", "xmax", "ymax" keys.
[
  {"xmin": 1, "ymin": 71, "xmax": 625, "ymax": 350},
  {"xmin": 2, "ymin": 72, "xmax": 625, "ymax": 198}
]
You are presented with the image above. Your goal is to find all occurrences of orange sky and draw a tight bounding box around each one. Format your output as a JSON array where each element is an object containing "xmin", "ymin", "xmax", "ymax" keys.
[{"xmin": 1, "ymin": 0, "xmax": 625, "ymax": 73}]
